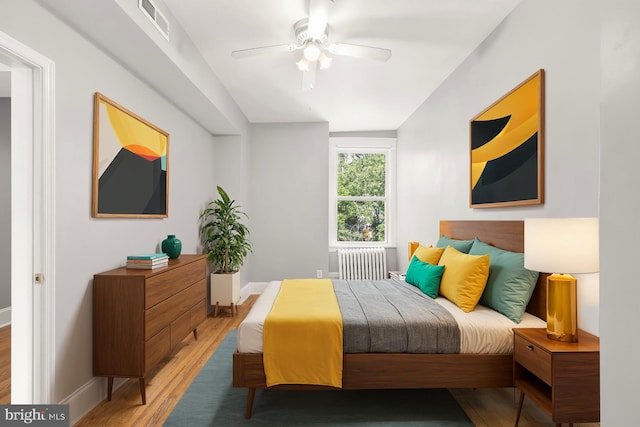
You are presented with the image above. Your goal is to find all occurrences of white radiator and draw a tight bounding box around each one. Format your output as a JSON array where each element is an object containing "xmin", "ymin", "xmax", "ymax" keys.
[{"xmin": 338, "ymin": 247, "xmax": 387, "ymax": 280}]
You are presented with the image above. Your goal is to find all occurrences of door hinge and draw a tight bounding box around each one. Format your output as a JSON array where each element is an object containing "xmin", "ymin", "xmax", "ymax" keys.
[{"xmin": 34, "ymin": 273, "xmax": 44, "ymax": 285}]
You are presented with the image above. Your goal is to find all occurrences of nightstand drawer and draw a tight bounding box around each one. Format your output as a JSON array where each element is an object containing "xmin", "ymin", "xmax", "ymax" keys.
[{"xmin": 514, "ymin": 334, "xmax": 551, "ymax": 385}]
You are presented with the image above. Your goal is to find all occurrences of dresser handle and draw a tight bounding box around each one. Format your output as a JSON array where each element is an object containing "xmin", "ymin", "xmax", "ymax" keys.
[{"xmin": 526, "ymin": 345, "xmax": 534, "ymax": 351}]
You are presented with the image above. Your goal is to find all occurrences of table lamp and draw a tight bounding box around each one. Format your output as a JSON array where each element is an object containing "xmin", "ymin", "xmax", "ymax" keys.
[{"xmin": 524, "ymin": 218, "xmax": 599, "ymax": 342}]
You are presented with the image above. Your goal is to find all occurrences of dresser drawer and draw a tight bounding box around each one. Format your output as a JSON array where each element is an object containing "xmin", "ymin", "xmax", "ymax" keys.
[
  {"xmin": 190, "ymin": 298, "xmax": 206, "ymax": 330},
  {"xmin": 145, "ymin": 279, "xmax": 206, "ymax": 340},
  {"xmin": 514, "ymin": 334, "xmax": 551, "ymax": 385},
  {"xmin": 145, "ymin": 327, "xmax": 170, "ymax": 373},
  {"xmin": 145, "ymin": 259, "xmax": 206, "ymax": 309},
  {"xmin": 170, "ymin": 310, "xmax": 192, "ymax": 350}
]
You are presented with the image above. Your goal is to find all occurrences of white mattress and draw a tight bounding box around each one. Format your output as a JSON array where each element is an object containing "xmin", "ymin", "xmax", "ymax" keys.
[{"xmin": 237, "ymin": 280, "xmax": 545, "ymax": 354}]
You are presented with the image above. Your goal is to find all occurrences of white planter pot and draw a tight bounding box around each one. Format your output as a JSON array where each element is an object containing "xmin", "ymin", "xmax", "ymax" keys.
[{"xmin": 210, "ymin": 272, "xmax": 240, "ymax": 316}]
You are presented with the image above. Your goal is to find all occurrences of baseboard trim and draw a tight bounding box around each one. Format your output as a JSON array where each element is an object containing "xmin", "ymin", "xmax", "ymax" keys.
[
  {"xmin": 0, "ymin": 306, "xmax": 11, "ymax": 328},
  {"xmin": 61, "ymin": 376, "xmax": 127, "ymax": 425},
  {"xmin": 238, "ymin": 282, "xmax": 267, "ymax": 304}
]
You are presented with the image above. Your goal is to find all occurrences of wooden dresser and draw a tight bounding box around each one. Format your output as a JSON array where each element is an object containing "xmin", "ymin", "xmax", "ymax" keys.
[{"xmin": 93, "ymin": 254, "xmax": 207, "ymax": 404}]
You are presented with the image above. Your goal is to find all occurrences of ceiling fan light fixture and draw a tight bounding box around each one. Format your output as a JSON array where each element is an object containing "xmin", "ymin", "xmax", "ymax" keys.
[
  {"xmin": 303, "ymin": 42, "xmax": 322, "ymax": 62},
  {"xmin": 296, "ymin": 57, "xmax": 309, "ymax": 71},
  {"xmin": 319, "ymin": 52, "xmax": 332, "ymax": 70}
]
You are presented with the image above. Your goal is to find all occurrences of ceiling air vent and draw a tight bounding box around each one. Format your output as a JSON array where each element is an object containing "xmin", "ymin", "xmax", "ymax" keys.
[{"xmin": 138, "ymin": 0, "xmax": 170, "ymax": 40}]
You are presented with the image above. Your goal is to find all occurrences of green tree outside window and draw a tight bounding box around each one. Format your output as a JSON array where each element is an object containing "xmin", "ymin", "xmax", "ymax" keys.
[{"xmin": 336, "ymin": 153, "xmax": 386, "ymax": 242}]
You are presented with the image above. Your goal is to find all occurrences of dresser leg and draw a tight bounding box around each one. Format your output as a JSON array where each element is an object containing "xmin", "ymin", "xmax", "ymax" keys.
[
  {"xmin": 230, "ymin": 303, "xmax": 235, "ymax": 317},
  {"xmin": 139, "ymin": 378, "xmax": 146, "ymax": 405},
  {"xmin": 514, "ymin": 391, "xmax": 525, "ymax": 426},
  {"xmin": 214, "ymin": 302, "xmax": 220, "ymax": 317},
  {"xmin": 107, "ymin": 377, "xmax": 114, "ymax": 401}
]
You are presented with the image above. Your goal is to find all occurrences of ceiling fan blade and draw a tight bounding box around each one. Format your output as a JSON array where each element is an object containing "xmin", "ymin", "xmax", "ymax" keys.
[
  {"xmin": 231, "ymin": 44, "xmax": 297, "ymax": 59},
  {"xmin": 308, "ymin": 0, "xmax": 332, "ymax": 39},
  {"xmin": 327, "ymin": 43, "xmax": 392, "ymax": 62},
  {"xmin": 302, "ymin": 61, "xmax": 318, "ymax": 91}
]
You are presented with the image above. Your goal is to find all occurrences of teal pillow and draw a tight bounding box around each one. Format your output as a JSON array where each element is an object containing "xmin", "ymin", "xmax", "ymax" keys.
[
  {"xmin": 468, "ymin": 238, "xmax": 539, "ymax": 323},
  {"xmin": 405, "ymin": 256, "xmax": 445, "ymax": 299},
  {"xmin": 436, "ymin": 235, "xmax": 474, "ymax": 253}
]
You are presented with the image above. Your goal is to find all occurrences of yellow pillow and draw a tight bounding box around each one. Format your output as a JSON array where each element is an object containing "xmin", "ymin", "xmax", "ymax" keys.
[
  {"xmin": 437, "ymin": 246, "xmax": 490, "ymax": 312},
  {"xmin": 412, "ymin": 245, "xmax": 445, "ymax": 265}
]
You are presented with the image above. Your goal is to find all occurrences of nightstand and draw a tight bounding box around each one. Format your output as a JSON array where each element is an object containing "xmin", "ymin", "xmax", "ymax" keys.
[{"xmin": 513, "ymin": 328, "xmax": 600, "ymax": 426}]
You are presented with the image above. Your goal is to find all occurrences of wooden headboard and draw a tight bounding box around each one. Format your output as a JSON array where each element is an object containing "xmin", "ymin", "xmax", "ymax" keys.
[{"xmin": 439, "ymin": 220, "xmax": 547, "ymax": 321}]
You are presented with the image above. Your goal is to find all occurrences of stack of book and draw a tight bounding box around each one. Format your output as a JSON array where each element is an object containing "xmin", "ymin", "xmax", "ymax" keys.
[{"xmin": 126, "ymin": 253, "xmax": 169, "ymax": 269}]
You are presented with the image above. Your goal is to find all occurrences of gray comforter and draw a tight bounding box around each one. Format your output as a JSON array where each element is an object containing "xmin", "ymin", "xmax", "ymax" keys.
[{"xmin": 333, "ymin": 279, "xmax": 460, "ymax": 354}]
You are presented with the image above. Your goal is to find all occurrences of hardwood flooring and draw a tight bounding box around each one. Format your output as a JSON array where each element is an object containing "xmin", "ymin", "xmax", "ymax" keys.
[
  {"xmin": 0, "ymin": 325, "xmax": 9, "ymax": 404},
  {"xmin": 74, "ymin": 296, "xmax": 599, "ymax": 426}
]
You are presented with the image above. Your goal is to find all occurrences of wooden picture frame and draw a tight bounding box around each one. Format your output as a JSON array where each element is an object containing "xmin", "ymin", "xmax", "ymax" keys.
[
  {"xmin": 92, "ymin": 92, "xmax": 169, "ymax": 218},
  {"xmin": 470, "ymin": 69, "xmax": 545, "ymax": 208}
]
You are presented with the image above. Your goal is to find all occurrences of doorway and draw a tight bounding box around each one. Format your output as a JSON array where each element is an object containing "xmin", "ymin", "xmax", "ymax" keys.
[
  {"xmin": 0, "ymin": 75, "xmax": 10, "ymax": 404},
  {"xmin": 0, "ymin": 30, "xmax": 55, "ymax": 404}
]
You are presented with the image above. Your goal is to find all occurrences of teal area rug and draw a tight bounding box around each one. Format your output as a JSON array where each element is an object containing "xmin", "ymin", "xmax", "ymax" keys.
[{"xmin": 164, "ymin": 330, "xmax": 473, "ymax": 426}]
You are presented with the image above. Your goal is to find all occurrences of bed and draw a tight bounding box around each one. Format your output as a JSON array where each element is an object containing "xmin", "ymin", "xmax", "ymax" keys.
[{"xmin": 232, "ymin": 220, "xmax": 549, "ymax": 418}]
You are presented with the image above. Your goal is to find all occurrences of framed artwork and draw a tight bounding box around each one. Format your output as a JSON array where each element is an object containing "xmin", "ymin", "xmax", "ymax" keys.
[
  {"xmin": 470, "ymin": 69, "xmax": 544, "ymax": 208},
  {"xmin": 92, "ymin": 92, "xmax": 169, "ymax": 218}
]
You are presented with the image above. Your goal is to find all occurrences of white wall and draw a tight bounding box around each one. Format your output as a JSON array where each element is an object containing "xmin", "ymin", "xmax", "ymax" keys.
[
  {"xmin": 249, "ymin": 122, "xmax": 329, "ymax": 281},
  {"xmin": 212, "ymin": 134, "xmax": 253, "ymax": 287},
  {"xmin": 600, "ymin": 0, "xmax": 640, "ymax": 424},
  {"xmin": 0, "ymin": 0, "xmax": 245, "ymax": 415},
  {"xmin": 396, "ymin": 0, "xmax": 600, "ymax": 335},
  {"xmin": 0, "ymin": 98, "xmax": 9, "ymax": 310}
]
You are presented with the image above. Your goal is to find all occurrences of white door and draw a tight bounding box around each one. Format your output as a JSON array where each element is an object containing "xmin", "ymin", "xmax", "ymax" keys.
[{"xmin": 1, "ymin": 30, "xmax": 55, "ymax": 404}]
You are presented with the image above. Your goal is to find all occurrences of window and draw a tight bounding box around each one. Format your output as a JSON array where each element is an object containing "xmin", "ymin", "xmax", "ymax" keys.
[{"xmin": 329, "ymin": 137, "xmax": 396, "ymax": 247}]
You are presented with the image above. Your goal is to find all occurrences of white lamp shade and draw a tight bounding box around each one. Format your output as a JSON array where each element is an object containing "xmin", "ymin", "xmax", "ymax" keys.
[{"xmin": 524, "ymin": 217, "xmax": 599, "ymax": 273}]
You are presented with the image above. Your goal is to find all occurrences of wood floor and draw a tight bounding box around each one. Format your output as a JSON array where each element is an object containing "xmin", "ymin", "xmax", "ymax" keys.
[
  {"xmin": 68, "ymin": 296, "xmax": 598, "ymax": 426},
  {"xmin": 0, "ymin": 325, "xmax": 9, "ymax": 404}
]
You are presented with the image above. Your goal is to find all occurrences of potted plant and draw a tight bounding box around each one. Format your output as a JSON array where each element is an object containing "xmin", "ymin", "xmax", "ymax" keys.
[{"xmin": 200, "ymin": 186, "xmax": 252, "ymax": 316}]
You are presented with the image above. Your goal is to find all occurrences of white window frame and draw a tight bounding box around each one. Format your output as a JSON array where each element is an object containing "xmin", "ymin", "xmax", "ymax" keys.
[{"xmin": 329, "ymin": 137, "xmax": 397, "ymax": 248}]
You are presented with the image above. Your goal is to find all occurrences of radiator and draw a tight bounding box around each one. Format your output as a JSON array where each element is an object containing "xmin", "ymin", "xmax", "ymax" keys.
[{"xmin": 338, "ymin": 247, "xmax": 387, "ymax": 280}]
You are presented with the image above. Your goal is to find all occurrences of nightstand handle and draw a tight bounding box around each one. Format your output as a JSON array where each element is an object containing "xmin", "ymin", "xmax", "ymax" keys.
[{"xmin": 526, "ymin": 345, "xmax": 534, "ymax": 351}]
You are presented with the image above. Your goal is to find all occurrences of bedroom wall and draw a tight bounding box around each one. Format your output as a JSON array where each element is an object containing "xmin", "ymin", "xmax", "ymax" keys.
[
  {"xmin": 600, "ymin": 0, "xmax": 640, "ymax": 424},
  {"xmin": 0, "ymin": 0, "xmax": 248, "ymax": 416},
  {"xmin": 396, "ymin": 0, "xmax": 600, "ymax": 335},
  {"xmin": 212, "ymin": 134, "xmax": 253, "ymax": 287},
  {"xmin": 249, "ymin": 122, "xmax": 329, "ymax": 282},
  {"xmin": 0, "ymin": 98, "xmax": 9, "ymax": 313}
]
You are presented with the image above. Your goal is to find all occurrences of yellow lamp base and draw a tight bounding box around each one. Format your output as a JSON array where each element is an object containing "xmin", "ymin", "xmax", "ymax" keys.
[{"xmin": 546, "ymin": 274, "xmax": 578, "ymax": 342}]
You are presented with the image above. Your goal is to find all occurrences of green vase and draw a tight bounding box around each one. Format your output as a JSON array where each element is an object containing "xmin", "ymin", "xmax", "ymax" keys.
[{"xmin": 161, "ymin": 234, "xmax": 182, "ymax": 259}]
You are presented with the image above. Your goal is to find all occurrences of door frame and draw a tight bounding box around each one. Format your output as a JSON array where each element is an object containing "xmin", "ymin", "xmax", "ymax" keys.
[{"xmin": 0, "ymin": 30, "xmax": 55, "ymax": 403}]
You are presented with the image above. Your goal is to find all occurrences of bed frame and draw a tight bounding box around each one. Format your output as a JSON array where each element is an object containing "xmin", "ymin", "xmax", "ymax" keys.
[{"xmin": 233, "ymin": 220, "xmax": 548, "ymax": 418}]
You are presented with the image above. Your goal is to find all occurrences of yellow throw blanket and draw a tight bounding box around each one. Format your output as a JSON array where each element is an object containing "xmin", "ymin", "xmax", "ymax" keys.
[{"xmin": 263, "ymin": 279, "xmax": 343, "ymax": 388}]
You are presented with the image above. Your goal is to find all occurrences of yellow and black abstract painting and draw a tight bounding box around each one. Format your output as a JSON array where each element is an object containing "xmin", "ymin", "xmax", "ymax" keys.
[
  {"xmin": 92, "ymin": 93, "xmax": 169, "ymax": 218},
  {"xmin": 470, "ymin": 70, "xmax": 544, "ymax": 208}
]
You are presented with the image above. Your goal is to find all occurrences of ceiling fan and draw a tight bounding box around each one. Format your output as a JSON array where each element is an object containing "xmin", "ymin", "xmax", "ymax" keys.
[{"xmin": 230, "ymin": 0, "xmax": 392, "ymax": 91}]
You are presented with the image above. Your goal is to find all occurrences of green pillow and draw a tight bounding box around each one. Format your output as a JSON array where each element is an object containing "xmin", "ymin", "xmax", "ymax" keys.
[
  {"xmin": 405, "ymin": 256, "xmax": 445, "ymax": 299},
  {"xmin": 468, "ymin": 238, "xmax": 539, "ymax": 323},
  {"xmin": 436, "ymin": 235, "xmax": 474, "ymax": 253}
]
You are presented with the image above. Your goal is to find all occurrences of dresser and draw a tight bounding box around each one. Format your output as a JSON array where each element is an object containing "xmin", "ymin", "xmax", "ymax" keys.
[{"xmin": 93, "ymin": 254, "xmax": 207, "ymax": 404}]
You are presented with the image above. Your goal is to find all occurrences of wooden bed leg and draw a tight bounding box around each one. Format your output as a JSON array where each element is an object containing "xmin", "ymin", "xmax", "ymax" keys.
[{"xmin": 245, "ymin": 388, "xmax": 256, "ymax": 419}]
